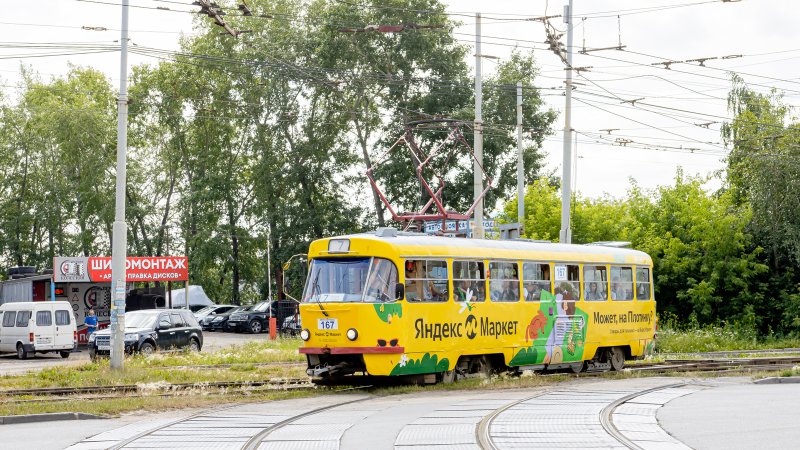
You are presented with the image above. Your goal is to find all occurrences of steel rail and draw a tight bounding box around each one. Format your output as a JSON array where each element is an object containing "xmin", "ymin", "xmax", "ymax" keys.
[
  {"xmin": 475, "ymin": 389, "xmax": 551, "ymax": 450},
  {"xmin": 0, "ymin": 377, "xmax": 310, "ymax": 397},
  {"xmin": 242, "ymin": 396, "xmax": 371, "ymax": 450},
  {"xmin": 599, "ymin": 382, "xmax": 687, "ymax": 450}
]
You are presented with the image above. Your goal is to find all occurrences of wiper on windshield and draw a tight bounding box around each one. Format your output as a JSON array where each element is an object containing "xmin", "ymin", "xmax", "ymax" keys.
[{"xmin": 312, "ymin": 279, "xmax": 329, "ymax": 317}]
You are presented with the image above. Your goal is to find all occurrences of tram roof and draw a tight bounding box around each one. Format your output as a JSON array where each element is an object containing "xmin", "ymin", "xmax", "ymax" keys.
[{"xmin": 311, "ymin": 230, "xmax": 653, "ymax": 266}]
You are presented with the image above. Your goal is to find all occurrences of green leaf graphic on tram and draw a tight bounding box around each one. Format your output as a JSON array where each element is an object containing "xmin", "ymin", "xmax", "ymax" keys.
[
  {"xmin": 373, "ymin": 303, "xmax": 403, "ymax": 323},
  {"xmin": 390, "ymin": 353, "xmax": 449, "ymax": 375}
]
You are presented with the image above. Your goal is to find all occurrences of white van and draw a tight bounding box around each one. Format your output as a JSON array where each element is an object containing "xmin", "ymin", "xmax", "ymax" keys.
[{"xmin": 0, "ymin": 301, "xmax": 77, "ymax": 359}]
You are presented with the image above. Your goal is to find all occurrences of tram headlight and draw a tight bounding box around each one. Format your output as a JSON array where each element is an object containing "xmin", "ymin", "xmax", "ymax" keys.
[
  {"xmin": 346, "ymin": 328, "xmax": 358, "ymax": 341},
  {"xmin": 300, "ymin": 329, "xmax": 310, "ymax": 341}
]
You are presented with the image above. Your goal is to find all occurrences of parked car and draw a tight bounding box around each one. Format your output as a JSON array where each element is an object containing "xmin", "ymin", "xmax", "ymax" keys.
[
  {"xmin": 226, "ymin": 300, "xmax": 294, "ymax": 334},
  {"xmin": 188, "ymin": 304, "xmax": 209, "ymax": 313},
  {"xmin": 0, "ymin": 301, "xmax": 77, "ymax": 359},
  {"xmin": 195, "ymin": 305, "xmax": 237, "ymax": 330},
  {"xmin": 88, "ymin": 309, "xmax": 203, "ymax": 359},
  {"xmin": 207, "ymin": 306, "xmax": 250, "ymax": 331}
]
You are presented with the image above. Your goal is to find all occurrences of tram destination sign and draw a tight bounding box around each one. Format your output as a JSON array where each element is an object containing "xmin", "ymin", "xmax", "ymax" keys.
[
  {"xmin": 424, "ymin": 219, "xmax": 495, "ymax": 235},
  {"xmin": 53, "ymin": 256, "xmax": 189, "ymax": 283}
]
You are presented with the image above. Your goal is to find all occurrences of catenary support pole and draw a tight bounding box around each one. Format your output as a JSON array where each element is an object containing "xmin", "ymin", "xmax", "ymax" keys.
[
  {"xmin": 559, "ymin": 0, "xmax": 574, "ymax": 244},
  {"xmin": 517, "ymin": 81, "xmax": 524, "ymax": 231},
  {"xmin": 110, "ymin": 0, "xmax": 130, "ymax": 370},
  {"xmin": 473, "ymin": 12, "xmax": 484, "ymax": 239}
]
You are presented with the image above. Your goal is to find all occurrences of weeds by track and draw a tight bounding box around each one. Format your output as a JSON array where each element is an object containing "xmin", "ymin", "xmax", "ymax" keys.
[
  {"xmin": 1, "ymin": 355, "xmax": 797, "ymax": 404},
  {"xmin": 0, "ymin": 377, "xmax": 312, "ymax": 404}
]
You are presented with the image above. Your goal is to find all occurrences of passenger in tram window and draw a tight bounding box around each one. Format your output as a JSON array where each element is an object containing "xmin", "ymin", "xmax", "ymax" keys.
[
  {"xmin": 523, "ymin": 281, "xmax": 541, "ymax": 301},
  {"xmin": 501, "ymin": 281, "xmax": 518, "ymax": 301},
  {"xmin": 557, "ymin": 281, "xmax": 577, "ymax": 301},
  {"xmin": 585, "ymin": 282, "xmax": 602, "ymax": 301},
  {"xmin": 455, "ymin": 279, "xmax": 477, "ymax": 302},
  {"xmin": 404, "ymin": 261, "xmax": 423, "ymax": 301},
  {"xmin": 423, "ymin": 278, "xmax": 446, "ymax": 301},
  {"xmin": 610, "ymin": 277, "xmax": 623, "ymax": 300},
  {"xmin": 490, "ymin": 278, "xmax": 503, "ymax": 301}
]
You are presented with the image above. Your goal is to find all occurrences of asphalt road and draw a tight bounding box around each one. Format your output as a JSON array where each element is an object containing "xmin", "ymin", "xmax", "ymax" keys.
[
  {"xmin": 659, "ymin": 380, "xmax": 800, "ymax": 450},
  {"xmin": 0, "ymin": 330, "xmax": 280, "ymax": 375}
]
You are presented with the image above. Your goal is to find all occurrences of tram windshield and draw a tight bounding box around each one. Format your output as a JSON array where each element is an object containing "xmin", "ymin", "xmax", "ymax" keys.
[{"xmin": 302, "ymin": 257, "xmax": 398, "ymax": 303}]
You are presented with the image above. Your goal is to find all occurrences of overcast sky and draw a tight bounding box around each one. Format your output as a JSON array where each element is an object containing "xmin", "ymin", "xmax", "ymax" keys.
[{"xmin": 2, "ymin": 0, "xmax": 799, "ymax": 200}]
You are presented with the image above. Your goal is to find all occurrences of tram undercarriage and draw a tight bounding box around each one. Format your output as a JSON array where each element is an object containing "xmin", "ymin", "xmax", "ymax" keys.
[{"xmin": 306, "ymin": 347, "xmax": 630, "ymax": 386}]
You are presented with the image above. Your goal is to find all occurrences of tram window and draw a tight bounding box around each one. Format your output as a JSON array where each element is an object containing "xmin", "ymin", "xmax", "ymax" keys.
[
  {"xmin": 636, "ymin": 267, "xmax": 652, "ymax": 301},
  {"xmin": 522, "ymin": 262, "xmax": 551, "ymax": 301},
  {"xmin": 364, "ymin": 258, "xmax": 399, "ymax": 302},
  {"xmin": 553, "ymin": 264, "xmax": 580, "ymax": 301},
  {"xmin": 404, "ymin": 259, "xmax": 448, "ymax": 302},
  {"xmin": 489, "ymin": 261, "xmax": 520, "ymax": 302},
  {"xmin": 453, "ymin": 260, "xmax": 486, "ymax": 302},
  {"xmin": 610, "ymin": 266, "xmax": 634, "ymax": 301},
  {"xmin": 583, "ymin": 265, "xmax": 608, "ymax": 301}
]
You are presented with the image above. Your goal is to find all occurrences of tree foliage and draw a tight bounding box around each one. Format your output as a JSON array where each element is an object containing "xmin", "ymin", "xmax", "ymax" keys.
[
  {"xmin": 503, "ymin": 172, "xmax": 771, "ymax": 331},
  {"xmin": 0, "ymin": 0, "xmax": 551, "ymax": 305}
]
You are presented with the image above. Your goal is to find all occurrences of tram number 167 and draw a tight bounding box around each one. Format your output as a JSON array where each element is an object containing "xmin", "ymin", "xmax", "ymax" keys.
[{"xmin": 317, "ymin": 318, "xmax": 338, "ymax": 330}]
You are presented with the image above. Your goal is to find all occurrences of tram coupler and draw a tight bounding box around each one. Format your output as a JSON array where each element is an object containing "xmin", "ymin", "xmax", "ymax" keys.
[{"xmin": 308, "ymin": 361, "xmax": 354, "ymax": 378}]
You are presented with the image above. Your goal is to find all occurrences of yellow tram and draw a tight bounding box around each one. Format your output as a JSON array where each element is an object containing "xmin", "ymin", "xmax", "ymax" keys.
[{"xmin": 298, "ymin": 228, "xmax": 656, "ymax": 383}]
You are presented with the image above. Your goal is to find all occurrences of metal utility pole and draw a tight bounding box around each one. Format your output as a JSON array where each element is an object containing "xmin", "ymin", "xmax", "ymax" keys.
[
  {"xmin": 473, "ymin": 12, "xmax": 484, "ymax": 239},
  {"xmin": 559, "ymin": 0, "xmax": 574, "ymax": 244},
  {"xmin": 516, "ymin": 81, "xmax": 524, "ymax": 230},
  {"xmin": 110, "ymin": 0, "xmax": 130, "ymax": 370}
]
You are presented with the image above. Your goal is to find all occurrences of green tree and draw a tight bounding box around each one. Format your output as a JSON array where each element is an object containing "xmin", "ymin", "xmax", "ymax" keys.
[{"xmin": 722, "ymin": 75, "xmax": 800, "ymax": 270}]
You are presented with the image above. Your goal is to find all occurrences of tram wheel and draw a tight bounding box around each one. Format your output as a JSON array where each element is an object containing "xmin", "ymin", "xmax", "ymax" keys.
[
  {"xmin": 441, "ymin": 370, "xmax": 456, "ymax": 384},
  {"xmin": 608, "ymin": 347, "xmax": 625, "ymax": 371}
]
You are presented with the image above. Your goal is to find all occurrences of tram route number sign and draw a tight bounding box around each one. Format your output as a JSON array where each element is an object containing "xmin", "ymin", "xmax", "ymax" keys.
[
  {"xmin": 318, "ymin": 318, "xmax": 338, "ymax": 330},
  {"xmin": 554, "ymin": 265, "xmax": 567, "ymax": 281}
]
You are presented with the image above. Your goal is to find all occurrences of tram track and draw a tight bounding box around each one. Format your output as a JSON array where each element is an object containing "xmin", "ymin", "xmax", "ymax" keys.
[
  {"xmin": 241, "ymin": 396, "xmax": 371, "ymax": 450},
  {"xmin": 599, "ymin": 383, "xmax": 687, "ymax": 450},
  {"xmin": 476, "ymin": 390, "xmax": 549, "ymax": 450},
  {"xmin": 0, "ymin": 377, "xmax": 313, "ymax": 402},
  {"xmin": 1, "ymin": 355, "xmax": 795, "ymax": 406},
  {"xmin": 97, "ymin": 396, "xmax": 373, "ymax": 450}
]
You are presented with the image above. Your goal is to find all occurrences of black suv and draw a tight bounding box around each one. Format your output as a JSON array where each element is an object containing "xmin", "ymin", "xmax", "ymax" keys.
[
  {"xmin": 225, "ymin": 300, "xmax": 294, "ymax": 334},
  {"xmin": 88, "ymin": 309, "xmax": 203, "ymax": 359}
]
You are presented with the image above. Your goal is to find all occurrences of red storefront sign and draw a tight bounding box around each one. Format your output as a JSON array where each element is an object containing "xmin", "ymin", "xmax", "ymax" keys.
[{"xmin": 53, "ymin": 256, "xmax": 188, "ymax": 282}]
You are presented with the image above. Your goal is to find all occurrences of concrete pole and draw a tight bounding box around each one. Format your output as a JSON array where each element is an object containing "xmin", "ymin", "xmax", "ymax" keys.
[
  {"xmin": 266, "ymin": 223, "xmax": 272, "ymax": 301},
  {"xmin": 110, "ymin": 0, "xmax": 130, "ymax": 370},
  {"xmin": 473, "ymin": 13, "xmax": 484, "ymax": 239},
  {"xmin": 516, "ymin": 82, "xmax": 524, "ymax": 232},
  {"xmin": 559, "ymin": 0, "xmax": 574, "ymax": 244}
]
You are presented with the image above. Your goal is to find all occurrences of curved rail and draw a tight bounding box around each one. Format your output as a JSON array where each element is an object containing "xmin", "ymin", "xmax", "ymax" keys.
[
  {"xmin": 599, "ymin": 382, "xmax": 687, "ymax": 450},
  {"xmin": 475, "ymin": 390, "xmax": 549, "ymax": 450},
  {"xmin": 242, "ymin": 396, "xmax": 371, "ymax": 450},
  {"xmin": 109, "ymin": 402, "xmax": 244, "ymax": 450}
]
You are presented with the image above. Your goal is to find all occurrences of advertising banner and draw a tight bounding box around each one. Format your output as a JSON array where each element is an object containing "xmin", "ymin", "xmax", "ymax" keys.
[{"xmin": 54, "ymin": 256, "xmax": 188, "ymax": 282}]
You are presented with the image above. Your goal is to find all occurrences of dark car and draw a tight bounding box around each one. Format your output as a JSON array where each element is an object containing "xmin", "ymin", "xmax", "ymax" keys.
[
  {"xmin": 207, "ymin": 306, "xmax": 250, "ymax": 331},
  {"xmin": 226, "ymin": 300, "xmax": 295, "ymax": 334},
  {"xmin": 195, "ymin": 305, "xmax": 237, "ymax": 330},
  {"xmin": 188, "ymin": 304, "xmax": 209, "ymax": 313},
  {"xmin": 88, "ymin": 309, "xmax": 203, "ymax": 360}
]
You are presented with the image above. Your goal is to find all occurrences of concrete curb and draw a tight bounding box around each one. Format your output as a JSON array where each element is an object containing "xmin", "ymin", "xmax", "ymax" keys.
[
  {"xmin": 754, "ymin": 376, "xmax": 800, "ymax": 384},
  {"xmin": 0, "ymin": 412, "xmax": 108, "ymax": 424}
]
